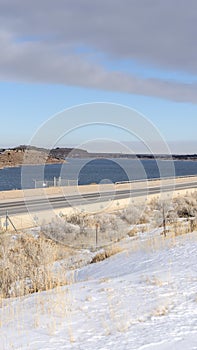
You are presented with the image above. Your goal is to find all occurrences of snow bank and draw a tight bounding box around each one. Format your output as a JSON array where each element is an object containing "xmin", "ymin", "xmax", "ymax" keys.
[{"xmin": 0, "ymin": 231, "xmax": 197, "ymax": 350}]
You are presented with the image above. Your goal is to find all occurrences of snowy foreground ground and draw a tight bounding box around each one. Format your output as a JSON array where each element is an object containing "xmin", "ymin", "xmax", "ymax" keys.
[{"xmin": 1, "ymin": 231, "xmax": 197, "ymax": 350}]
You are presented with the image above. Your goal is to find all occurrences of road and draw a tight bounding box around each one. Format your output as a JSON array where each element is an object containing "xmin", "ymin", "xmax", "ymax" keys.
[{"xmin": 0, "ymin": 180, "xmax": 197, "ymax": 216}]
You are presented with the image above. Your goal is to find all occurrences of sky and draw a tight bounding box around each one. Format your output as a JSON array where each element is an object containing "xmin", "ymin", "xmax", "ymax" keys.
[{"xmin": 0, "ymin": 0, "xmax": 197, "ymax": 153}]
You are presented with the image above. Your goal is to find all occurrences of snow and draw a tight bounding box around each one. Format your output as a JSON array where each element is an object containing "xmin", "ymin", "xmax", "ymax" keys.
[{"xmin": 0, "ymin": 231, "xmax": 197, "ymax": 350}]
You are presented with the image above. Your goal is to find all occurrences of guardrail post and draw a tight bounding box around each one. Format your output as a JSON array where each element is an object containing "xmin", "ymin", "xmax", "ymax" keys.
[{"xmin": 54, "ymin": 177, "xmax": 57, "ymax": 187}]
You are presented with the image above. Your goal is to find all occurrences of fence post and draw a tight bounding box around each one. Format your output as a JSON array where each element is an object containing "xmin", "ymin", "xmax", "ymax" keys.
[
  {"xmin": 162, "ymin": 204, "xmax": 167, "ymax": 237},
  {"xmin": 5, "ymin": 210, "xmax": 17, "ymax": 232},
  {"xmin": 5, "ymin": 210, "xmax": 8, "ymax": 231}
]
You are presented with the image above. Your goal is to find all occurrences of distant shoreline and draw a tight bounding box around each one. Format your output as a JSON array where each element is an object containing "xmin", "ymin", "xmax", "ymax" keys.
[
  {"xmin": 0, "ymin": 161, "xmax": 66, "ymax": 171},
  {"xmin": 0, "ymin": 145, "xmax": 197, "ymax": 170},
  {"xmin": 0, "ymin": 156, "xmax": 197, "ymax": 172}
]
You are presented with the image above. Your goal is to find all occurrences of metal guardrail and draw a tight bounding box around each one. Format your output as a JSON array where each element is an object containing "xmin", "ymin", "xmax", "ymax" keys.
[
  {"xmin": 115, "ymin": 174, "xmax": 197, "ymax": 185},
  {"xmin": 34, "ymin": 177, "xmax": 77, "ymax": 188},
  {"xmin": 34, "ymin": 174, "xmax": 197, "ymax": 188}
]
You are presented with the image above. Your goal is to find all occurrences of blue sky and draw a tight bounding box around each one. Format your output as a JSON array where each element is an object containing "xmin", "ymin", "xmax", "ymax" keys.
[
  {"xmin": 1, "ymin": 1, "xmax": 197, "ymax": 153},
  {"xmin": 1, "ymin": 81, "xmax": 197, "ymax": 153}
]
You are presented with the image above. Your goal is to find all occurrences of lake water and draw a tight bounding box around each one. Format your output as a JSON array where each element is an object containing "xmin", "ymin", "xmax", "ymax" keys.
[{"xmin": 0, "ymin": 158, "xmax": 197, "ymax": 191}]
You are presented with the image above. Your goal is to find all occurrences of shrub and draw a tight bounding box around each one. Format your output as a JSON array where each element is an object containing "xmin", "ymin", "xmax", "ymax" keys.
[
  {"xmin": 0, "ymin": 234, "xmax": 64, "ymax": 298},
  {"xmin": 41, "ymin": 216, "xmax": 81, "ymax": 245},
  {"xmin": 175, "ymin": 196, "xmax": 197, "ymax": 218},
  {"xmin": 119, "ymin": 205, "xmax": 150, "ymax": 225},
  {"xmin": 42, "ymin": 213, "xmax": 128, "ymax": 248}
]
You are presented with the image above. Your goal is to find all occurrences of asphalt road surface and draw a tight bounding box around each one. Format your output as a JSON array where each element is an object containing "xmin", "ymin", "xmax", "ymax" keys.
[{"xmin": 0, "ymin": 181, "xmax": 197, "ymax": 216}]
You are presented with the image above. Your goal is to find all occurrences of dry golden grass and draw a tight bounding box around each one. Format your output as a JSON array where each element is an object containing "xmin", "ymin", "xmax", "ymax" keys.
[
  {"xmin": 145, "ymin": 275, "xmax": 165, "ymax": 287},
  {"xmin": 90, "ymin": 246, "xmax": 123, "ymax": 264},
  {"xmin": 151, "ymin": 305, "xmax": 169, "ymax": 317},
  {"xmin": 127, "ymin": 227, "xmax": 138, "ymax": 237},
  {"xmin": 0, "ymin": 233, "xmax": 71, "ymax": 298}
]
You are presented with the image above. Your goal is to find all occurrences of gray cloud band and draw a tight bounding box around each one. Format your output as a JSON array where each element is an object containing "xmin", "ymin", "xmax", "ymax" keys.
[
  {"xmin": 21, "ymin": 103, "xmax": 175, "ymax": 244},
  {"xmin": 0, "ymin": 44, "xmax": 197, "ymax": 103},
  {"xmin": 1, "ymin": 0, "xmax": 197, "ymax": 73},
  {"xmin": 0, "ymin": 0, "xmax": 197, "ymax": 103}
]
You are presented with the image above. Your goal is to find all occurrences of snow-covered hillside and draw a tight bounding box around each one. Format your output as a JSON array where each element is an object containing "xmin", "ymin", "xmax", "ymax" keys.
[{"xmin": 1, "ymin": 231, "xmax": 197, "ymax": 350}]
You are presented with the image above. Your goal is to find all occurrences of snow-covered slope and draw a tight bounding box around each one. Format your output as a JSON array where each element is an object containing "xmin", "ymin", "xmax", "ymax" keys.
[{"xmin": 1, "ymin": 231, "xmax": 197, "ymax": 350}]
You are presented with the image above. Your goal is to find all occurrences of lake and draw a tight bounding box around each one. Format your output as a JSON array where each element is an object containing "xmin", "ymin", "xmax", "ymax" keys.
[{"xmin": 0, "ymin": 158, "xmax": 197, "ymax": 191}]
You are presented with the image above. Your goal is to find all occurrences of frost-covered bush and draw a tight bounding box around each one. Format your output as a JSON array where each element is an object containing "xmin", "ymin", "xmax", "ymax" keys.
[
  {"xmin": 42, "ymin": 191, "xmax": 197, "ymax": 247},
  {"xmin": 174, "ymin": 196, "xmax": 197, "ymax": 218},
  {"xmin": 41, "ymin": 217, "xmax": 80, "ymax": 245},
  {"xmin": 42, "ymin": 212, "xmax": 128, "ymax": 248},
  {"xmin": 149, "ymin": 195, "xmax": 197, "ymax": 235},
  {"xmin": 119, "ymin": 205, "xmax": 150, "ymax": 225},
  {"xmin": 151, "ymin": 200, "xmax": 178, "ymax": 229},
  {"xmin": 92, "ymin": 213, "xmax": 128, "ymax": 244}
]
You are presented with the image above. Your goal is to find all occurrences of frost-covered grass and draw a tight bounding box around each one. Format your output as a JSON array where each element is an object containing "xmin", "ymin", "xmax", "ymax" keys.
[
  {"xmin": 41, "ymin": 192, "xmax": 197, "ymax": 249},
  {"xmin": 1, "ymin": 191, "xmax": 197, "ymax": 300},
  {"xmin": 41, "ymin": 212, "xmax": 128, "ymax": 248}
]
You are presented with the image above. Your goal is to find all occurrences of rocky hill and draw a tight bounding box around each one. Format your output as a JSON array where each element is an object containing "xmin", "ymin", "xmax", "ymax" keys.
[{"xmin": 0, "ymin": 146, "xmax": 66, "ymax": 169}]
